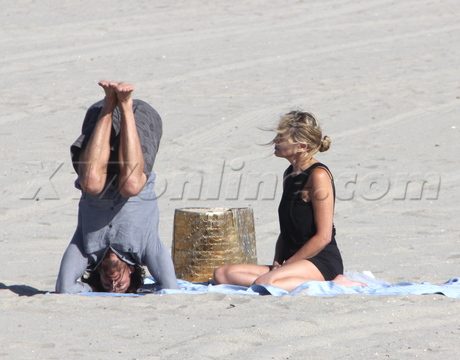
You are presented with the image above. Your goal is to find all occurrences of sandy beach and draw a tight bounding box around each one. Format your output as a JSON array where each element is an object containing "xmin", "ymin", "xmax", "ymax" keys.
[{"xmin": 1, "ymin": 1, "xmax": 459, "ymax": 358}]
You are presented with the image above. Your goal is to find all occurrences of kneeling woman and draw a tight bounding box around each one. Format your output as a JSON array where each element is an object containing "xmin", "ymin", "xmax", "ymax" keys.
[{"xmin": 214, "ymin": 111, "xmax": 364, "ymax": 292}]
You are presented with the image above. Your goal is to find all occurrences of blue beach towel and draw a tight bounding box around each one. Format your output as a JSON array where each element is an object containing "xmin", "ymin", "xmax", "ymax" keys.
[{"xmin": 74, "ymin": 271, "xmax": 460, "ymax": 298}]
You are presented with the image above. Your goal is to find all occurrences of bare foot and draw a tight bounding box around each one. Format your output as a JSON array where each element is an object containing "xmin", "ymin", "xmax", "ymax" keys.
[
  {"xmin": 332, "ymin": 274, "xmax": 367, "ymax": 287},
  {"xmin": 115, "ymin": 82, "xmax": 134, "ymax": 107},
  {"xmin": 98, "ymin": 81, "xmax": 118, "ymax": 107}
]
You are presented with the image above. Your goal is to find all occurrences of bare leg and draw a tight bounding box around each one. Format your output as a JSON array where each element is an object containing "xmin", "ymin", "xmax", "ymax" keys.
[
  {"xmin": 78, "ymin": 81, "xmax": 118, "ymax": 194},
  {"xmin": 214, "ymin": 264, "xmax": 271, "ymax": 287},
  {"xmin": 215, "ymin": 261, "xmax": 367, "ymax": 291},
  {"xmin": 332, "ymin": 274, "xmax": 367, "ymax": 287},
  {"xmin": 253, "ymin": 260, "xmax": 325, "ymax": 292},
  {"xmin": 254, "ymin": 261, "xmax": 367, "ymax": 291},
  {"xmin": 115, "ymin": 82, "xmax": 147, "ymax": 197}
]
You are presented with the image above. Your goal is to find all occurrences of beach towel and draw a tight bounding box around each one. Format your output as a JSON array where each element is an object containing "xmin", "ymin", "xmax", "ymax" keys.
[{"xmin": 72, "ymin": 271, "xmax": 460, "ymax": 298}]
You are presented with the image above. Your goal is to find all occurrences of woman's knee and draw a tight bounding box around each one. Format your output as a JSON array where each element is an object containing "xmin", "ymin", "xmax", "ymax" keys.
[
  {"xmin": 213, "ymin": 265, "xmax": 230, "ymax": 284},
  {"xmin": 252, "ymin": 274, "xmax": 274, "ymax": 286}
]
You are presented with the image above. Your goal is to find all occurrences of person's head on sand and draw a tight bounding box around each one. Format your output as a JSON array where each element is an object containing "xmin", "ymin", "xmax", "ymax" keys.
[
  {"xmin": 81, "ymin": 249, "xmax": 145, "ymax": 293},
  {"xmin": 271, "ymin": 110, "xmax": 331, "ymax": 161}
]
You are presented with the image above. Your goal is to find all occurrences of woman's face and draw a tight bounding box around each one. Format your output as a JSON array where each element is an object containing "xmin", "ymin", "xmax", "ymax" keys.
[
  {"xmin": 99, "ymin": 251, "xmax": 133, "ymax": 293},
  {"xmin": 274, "ymin": 134, "xmax": 300, "ymax": 159}
]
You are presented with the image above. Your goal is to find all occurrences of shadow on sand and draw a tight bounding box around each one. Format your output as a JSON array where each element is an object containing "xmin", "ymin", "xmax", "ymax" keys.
[{"xmin": 0, "ymin": 282, "xmax": 48, "ymax": 296}]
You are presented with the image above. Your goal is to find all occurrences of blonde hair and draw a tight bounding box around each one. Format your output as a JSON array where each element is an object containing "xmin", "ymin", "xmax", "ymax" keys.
[{"xmin": 271, "ymin": 110, "xmax": 331, "ymax": 155}]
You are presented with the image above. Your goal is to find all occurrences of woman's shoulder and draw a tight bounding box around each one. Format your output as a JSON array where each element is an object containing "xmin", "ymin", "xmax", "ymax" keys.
[
  {"xmin": 307, "ymin": 161, "xmax": 331, "ymax": 174},
  {"xmin": 309, "ymin": 162, "xmax": 334, "ymax": 183}
]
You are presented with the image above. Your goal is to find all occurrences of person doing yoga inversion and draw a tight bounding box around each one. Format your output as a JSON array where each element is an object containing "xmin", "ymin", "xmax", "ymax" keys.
[{"xmin": 56, "ymin": 81, "xmax": 179, "ymax": 293}]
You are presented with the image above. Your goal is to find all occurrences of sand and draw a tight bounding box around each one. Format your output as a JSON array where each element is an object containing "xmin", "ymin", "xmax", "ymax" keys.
[{"xmin": 1, "ymin": 0, "xmax": 459, "ymax": 359}]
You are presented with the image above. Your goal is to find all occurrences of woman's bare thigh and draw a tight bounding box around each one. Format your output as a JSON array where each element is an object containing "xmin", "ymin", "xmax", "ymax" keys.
[
  {"xmin": 224, "ymin": 263, "xmax": 271, "ymax": 277},
  {"xmin": 259, "ymin": 260, "xmax": 325, "ymax": 283}
]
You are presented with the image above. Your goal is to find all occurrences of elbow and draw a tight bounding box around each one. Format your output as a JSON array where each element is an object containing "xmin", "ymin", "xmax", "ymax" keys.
[
  {"xmin": 55, "ymin": 280, "xmax": 74, "ymax": 294},
  {"xmin": 55, "ymin": 273, "xmax": 77, "ymax": 294},
  {"xmin": 318, "ymin": 233, "xmax": 332, "ymax": 248},
  {"xmin": 55, "ymin": 278, "xmax": 91, "ymax": 294}
]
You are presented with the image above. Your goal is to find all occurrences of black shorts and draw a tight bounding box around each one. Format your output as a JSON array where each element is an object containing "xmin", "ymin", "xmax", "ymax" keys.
[{"xmin": 308, "ymin": 252, "xmax": 343, "ymax": 281}]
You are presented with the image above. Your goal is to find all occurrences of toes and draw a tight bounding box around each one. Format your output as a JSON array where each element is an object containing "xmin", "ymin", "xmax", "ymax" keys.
[
  {"xmin": 116, "ymin": 82, "xmax": 135, "ymax": 92},
  {"xmin": 99, "ymin": 81, "xmax": 119, "ymax": 88}
]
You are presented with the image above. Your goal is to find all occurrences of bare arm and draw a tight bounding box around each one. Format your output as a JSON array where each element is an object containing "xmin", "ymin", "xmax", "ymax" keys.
[{"xmin": 284, "ymin": 168, "xmax": 334, "ymax": 264}]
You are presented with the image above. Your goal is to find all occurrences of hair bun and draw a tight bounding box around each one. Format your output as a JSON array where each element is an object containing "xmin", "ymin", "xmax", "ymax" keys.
[{"xmin": 319, "ymin": 135, "xmax": 331, "ymax": 152}]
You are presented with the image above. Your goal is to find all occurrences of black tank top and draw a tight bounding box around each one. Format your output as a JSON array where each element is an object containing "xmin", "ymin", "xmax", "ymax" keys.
[{"xmin": 278, "ymin": 162, "xmax": 340, "ymax": 261}]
